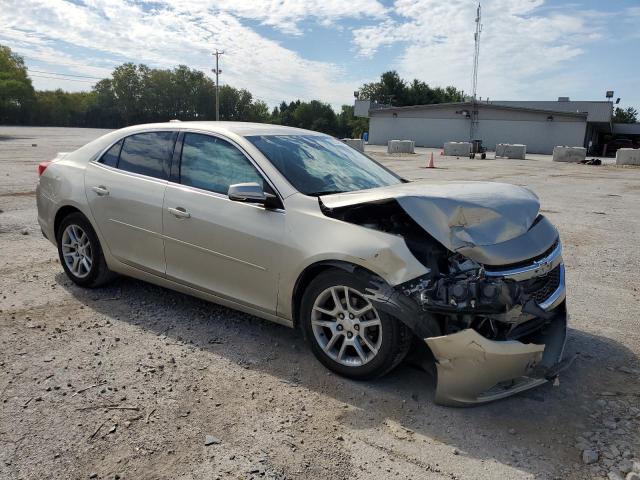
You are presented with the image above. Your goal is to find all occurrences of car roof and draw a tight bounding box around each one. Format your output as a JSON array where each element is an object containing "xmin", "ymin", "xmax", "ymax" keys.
[{"xmin": 123, "ymin": 121, "xmax": 328, "ymax": 137}]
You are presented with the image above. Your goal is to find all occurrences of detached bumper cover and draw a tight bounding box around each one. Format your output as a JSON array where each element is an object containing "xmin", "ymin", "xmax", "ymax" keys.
[
  {"xmin": 426, "ymin": 307, "xmax": 568, "ymax": 406},
  {"xmin": 426, "ymin": 247, "xmax": 569, "ymax": 406}
]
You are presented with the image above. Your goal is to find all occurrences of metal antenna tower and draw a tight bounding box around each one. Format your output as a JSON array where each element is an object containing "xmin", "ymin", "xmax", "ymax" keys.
[
  {"xmin": 471, "ymin": 2, "xmax": 482, "ymax": 102},
  {"xmin": 470, "ymin": 3, "xmax": 482, "ymax": 142}
]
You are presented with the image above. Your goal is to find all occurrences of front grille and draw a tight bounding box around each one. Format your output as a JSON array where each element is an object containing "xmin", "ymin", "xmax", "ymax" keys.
[
  {"xmin": 485, "ymin": 238, "xmax": 559, "ymax": 272},
  {"xmin": 519, "ymin": 264, "xmax": 561, "ymax": 304}
]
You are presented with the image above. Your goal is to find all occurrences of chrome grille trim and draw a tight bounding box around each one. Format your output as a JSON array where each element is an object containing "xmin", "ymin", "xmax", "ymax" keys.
[
  {"xmin": 484, "ymin": 241, "xmax": 563, "ymax": 282},
  {"xmin": 484, "ymin": 241, "xmax": 566, "ymax": 312},
  {"xmin": 538, "ymin": 264, "xmax": 566, "ymax": 311}
]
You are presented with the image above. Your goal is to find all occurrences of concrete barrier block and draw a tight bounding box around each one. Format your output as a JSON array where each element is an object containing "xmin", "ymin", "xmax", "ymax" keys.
[
  {"xmin": 496, "ymin": 143, "xmax": 526, "ymax": 159},
  {"xmin": 341, "ymin": 138, "xmax": 365, "ymax": 152},
  {"xmin": 388, "ymin": 140, "xmax": 415, "ymax": 154},
  {"xmin": 552, "ymin": 146, "xmax": 586, "ymax": 163},
  {"xmin": 616, "ymin": 148, "xmax": 640, "ymax": 166},
  {"xmin": 444, "ymin": 142, "xmax": 471, "ymax": 156}
]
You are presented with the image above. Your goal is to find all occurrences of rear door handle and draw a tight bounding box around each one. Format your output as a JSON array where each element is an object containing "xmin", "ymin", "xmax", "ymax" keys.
[
  {"xmin": 168, "ymin": 207, "xmax": 191, "ymax": 219},
  {"xmin": 91, "ymin": 185, "xmax": 109, "ymax": 196}
]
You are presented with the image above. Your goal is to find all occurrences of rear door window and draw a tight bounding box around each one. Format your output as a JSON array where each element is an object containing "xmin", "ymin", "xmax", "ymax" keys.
[
  {"xmin": 179, "ymin": 133, "xmax": 263, "ymax": 194},
  {"xmin": 99, "ymin": 140, "xmax": 122, "ymax": 168},
  {"xmin": 118, "ymin": 132, "xmax": 176, "ymax": 179}
]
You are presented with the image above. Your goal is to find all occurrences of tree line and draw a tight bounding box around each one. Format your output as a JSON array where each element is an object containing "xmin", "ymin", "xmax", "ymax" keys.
[
  {"xmin": 1, "ymin": 44, "xmax": 467, "ymax": 138},
  {"xmin": 613, "ymin": 107, "xmax": 638, "ymax": 124}
]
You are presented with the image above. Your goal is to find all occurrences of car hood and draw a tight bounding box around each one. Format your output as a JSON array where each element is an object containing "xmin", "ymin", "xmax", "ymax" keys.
[{"xmin": 320, "ymin": 181, "xmax": 540, "ymax": 253}]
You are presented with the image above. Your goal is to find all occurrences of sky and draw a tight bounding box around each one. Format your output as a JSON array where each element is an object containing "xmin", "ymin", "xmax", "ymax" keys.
[{"xmin": 1, "ymin": 0, "xmax": 639, "ymax": 110}]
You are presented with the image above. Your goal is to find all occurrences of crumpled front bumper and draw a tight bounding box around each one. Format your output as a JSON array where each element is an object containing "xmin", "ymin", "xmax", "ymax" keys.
[
  {"xmin": 425, "ymin": 244, "xmax": 570, "ymax": 407},
  {"xmin": 427, "ymin": 306, "xmax": 568, "ymax": 406}
]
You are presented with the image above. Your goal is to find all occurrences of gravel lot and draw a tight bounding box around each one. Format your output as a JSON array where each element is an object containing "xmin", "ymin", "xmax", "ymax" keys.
[{"xmin": 1, "ymin": 126, "xmax": 639, "ymax": 480}]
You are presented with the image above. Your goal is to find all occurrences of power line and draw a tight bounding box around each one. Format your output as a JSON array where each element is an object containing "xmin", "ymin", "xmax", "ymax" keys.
[
  {"xmin": 28, "ymin": 68, "xmax": 103, "ymax": 80},
  {"xmin": 28, "ymin": 73, "xmax": 97, "ymax": 84}
]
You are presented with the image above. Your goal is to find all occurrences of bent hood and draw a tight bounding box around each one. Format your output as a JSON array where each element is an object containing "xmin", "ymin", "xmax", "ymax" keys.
[{"xmin": 320, "ymin": 181, "xmax": 541, "ymax": 253}]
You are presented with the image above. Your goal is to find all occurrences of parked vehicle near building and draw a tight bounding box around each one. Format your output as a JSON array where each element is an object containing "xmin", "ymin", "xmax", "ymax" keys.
[
  {"xmin": 604, "ymin": 138, "xmax": 634, "ymax": 156},
  {"xmin": 36, "ymin": 122, "xmax": 569, "ymax": 406}
]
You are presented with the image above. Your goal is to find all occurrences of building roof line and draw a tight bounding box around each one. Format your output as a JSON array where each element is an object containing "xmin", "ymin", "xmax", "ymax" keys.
[
  {"xmin": 492, "ymin": 100, "xmax": 612, "ymax": 104},
  {"xmin": 369, "ymin": 101, "xmax": 588, "ymax": 118}
]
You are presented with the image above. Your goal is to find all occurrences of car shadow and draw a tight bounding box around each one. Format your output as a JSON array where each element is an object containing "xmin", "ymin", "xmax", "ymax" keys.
[{"xmin": 57, "ymin": 273, "xmax": 638, "ymax": 477}]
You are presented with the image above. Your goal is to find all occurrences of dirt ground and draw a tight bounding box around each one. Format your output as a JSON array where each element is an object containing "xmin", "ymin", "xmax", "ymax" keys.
[{"xmin": 1, "ymin": 126, "xmax": 639, "ymax": 480}]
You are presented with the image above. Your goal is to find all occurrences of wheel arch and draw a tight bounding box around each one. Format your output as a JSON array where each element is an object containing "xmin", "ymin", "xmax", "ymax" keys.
[
  {"xmin": 291, "ymin": 259, "xmax": 441, "ymax": 341},
  {"xmin": 291, "ymin": 260, "xmax": 382, "ymax": 329},
  {"xmin": 54, "ymin": 205, "xmax": 85, "ymax": 239},
  {"xmin": 53, "ymin": 204, "xmax": 102, "ymax": 247}
]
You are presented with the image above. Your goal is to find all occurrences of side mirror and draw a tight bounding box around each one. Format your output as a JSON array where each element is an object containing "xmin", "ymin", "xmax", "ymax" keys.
[{"xmin": 228, "ymin": 182, "xmax": 268, "ymax": 204}]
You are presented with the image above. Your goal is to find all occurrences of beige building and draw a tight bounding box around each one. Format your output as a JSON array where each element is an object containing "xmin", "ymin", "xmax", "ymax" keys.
[{"xmin": 356, "ymin": 98, "xmax": 621, "ymax": 155}]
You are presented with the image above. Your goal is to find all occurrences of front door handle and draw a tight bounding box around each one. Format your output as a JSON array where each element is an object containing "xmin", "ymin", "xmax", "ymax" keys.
[
  {"xmin": 91, "ymin": 185, "xmax": 109, "ymax": 196},
  {"xmin": 168, "ymin": 207, "xmax": 191, "ymax": 219}
]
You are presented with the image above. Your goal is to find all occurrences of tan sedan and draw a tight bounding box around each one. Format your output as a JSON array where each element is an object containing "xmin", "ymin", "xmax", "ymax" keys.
[{"xmin": 36, "ymin": 122, "xmax": 569, "ymax": 406}]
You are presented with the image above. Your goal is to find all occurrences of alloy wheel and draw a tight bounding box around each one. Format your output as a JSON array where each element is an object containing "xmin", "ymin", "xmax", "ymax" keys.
[
  {"xmin": 311, "ymin": 285, "xmax": 383, "ymax": 367},
  {"xmin": 61, "ymin": 224, "xmax": 93, "ymax": 279}
]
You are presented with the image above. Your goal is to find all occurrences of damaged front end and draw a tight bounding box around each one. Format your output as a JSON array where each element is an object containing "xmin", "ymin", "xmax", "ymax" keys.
[
  {"xmin": 386, "ymin": 242, "xmax": 569, "ymax": 406},
  {"xmin": 321, "ymin": 190, "xmax": 571, "ymax": 407},
  {"xmin": 417, "ymin": 244, "xmax": 570, "ymax": 406}
]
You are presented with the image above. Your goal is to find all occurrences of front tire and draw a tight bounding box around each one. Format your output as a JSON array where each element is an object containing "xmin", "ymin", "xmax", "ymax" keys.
[
  {"xmin": 301, "ymin": 269, "xmax": 412, "ymax": 380},
  {"xmin": 56, "ymin": 212, "xmax": 114, "ymax": 288}
]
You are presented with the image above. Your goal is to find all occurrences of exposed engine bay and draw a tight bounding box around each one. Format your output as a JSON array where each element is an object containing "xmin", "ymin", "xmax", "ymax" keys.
[{"xmin": 321, "ymin": 197, "xmax": 570, "ymax": 406}]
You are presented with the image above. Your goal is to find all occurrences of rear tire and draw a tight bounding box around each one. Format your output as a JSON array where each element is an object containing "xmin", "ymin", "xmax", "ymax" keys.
[
  {"xmin": 301, "ymin": 269, "xmax": 412, "ymax": 380},
  {"xmin": 56, "ymin": 212, "xmax": 115, "ymax": 288}
]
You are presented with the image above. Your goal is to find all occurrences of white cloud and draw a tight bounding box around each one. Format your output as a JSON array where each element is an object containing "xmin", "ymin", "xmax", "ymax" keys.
[
  {"xmin": 351, "ymin": 0, "xmax": 607, "ymax": 100},
  {"xmin": 0, "ymin": 0, "xmax": 384, "ymax": 106},
  {"xmin": 0, "ymin": 0, "xmax": 632, "ymax": 108},
  {"xmin": 204, "ymin": 0, "xmax": 388, "ymax": 35}
]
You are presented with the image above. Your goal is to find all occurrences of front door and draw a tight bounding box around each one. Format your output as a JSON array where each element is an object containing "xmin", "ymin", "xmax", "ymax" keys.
[
  {"xmin": 84, "ymin": 131, "xmax": 176, "ymax": 274},
  {"xmin": 163, "ymin": 132, "xmax": 284, "ymax": 314}
]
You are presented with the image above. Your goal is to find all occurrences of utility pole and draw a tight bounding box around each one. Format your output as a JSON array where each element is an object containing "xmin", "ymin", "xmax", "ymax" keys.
[{"xmin": 212, "ymin": 49, "xmax": 224, "ymax": 121}]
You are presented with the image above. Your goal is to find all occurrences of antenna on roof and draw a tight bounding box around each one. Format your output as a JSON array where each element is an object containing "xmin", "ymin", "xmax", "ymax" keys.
[
  {"xmin": 469, "ymin": 2, "xmax": 482, "ymax": 144},
  {"xmin": 471, "ymin": 3, "xmax": 482, "ymax": 102}
]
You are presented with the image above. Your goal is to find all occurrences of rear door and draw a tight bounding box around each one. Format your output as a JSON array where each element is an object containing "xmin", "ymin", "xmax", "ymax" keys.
[
  {"xmin": 85, "ymin": 131, "xmax": 177, "ymax": 274},
  {"xmin": 162, "ymin": 132, "xmax": 285, "ymax": 314}
]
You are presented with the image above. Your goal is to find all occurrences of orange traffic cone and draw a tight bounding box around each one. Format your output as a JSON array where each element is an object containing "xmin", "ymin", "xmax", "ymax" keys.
[{"xmin": 427, "ymin": 152, "xmax": 435, "ymax": 168}]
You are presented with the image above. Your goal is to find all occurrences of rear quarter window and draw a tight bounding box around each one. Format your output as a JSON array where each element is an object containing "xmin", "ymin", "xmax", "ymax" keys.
[
  {"xmin": 118, "ymin": 132, "xmax": 175, "ymax": 179},
  {"xmin": 98, "ymin": 140, "xmax": 122, "ymax": 168}
]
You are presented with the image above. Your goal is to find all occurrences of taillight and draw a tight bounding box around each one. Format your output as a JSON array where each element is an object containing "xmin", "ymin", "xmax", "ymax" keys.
[{"xmin": 37, "ymin": 161, "xmax": 52, "ymax": 176}]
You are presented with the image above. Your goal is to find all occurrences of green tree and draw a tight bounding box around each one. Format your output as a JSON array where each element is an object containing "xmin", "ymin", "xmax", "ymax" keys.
[
  {"xmin": 613, "ymin": 107, "xmax": 638, "ymax": 124},
  {"xmin": 89, "ymin": 79, "xmax": 120, "ymax": 127},
  {"xmin": 336, "ymin": 105, "xmax": 368, "ymax": 139},
  {"xmin": 360, "ymin": 71, "xmax": 408, "ymax": 106},
  {"xmin": 358, "ymin": 70, "xmax": 463, "ymax": 107},
  {"xmin": 247, "ymin": 100, "xmax": 270, "ymax": 122},
  {"xmin": 34, "ymin": 90, "xmax": 97, "ymax": 126},
  {"xmin": 165, "ymin": 65, "xmax": 215, "ymax": 120},
  {"xmin": 2, "ymin": 54, "xmax": 388, "ymax": 139},
  {"xmin": 91, "ymin": 63, "xmax": 219, "ymax": 125},
  {"xmin": 290, "ymin": 100, "xmax": 338, "ymax": 135},
  {"xmin": 110, "ymin": 63, "xmax": 146, "ymax": 124},
  {"xmin": 0, "ymin": 45, "xmax": 35, "ymax": 124},
  {"xmin": 218, "ymin": 85, "xmax": 268, "ymax": 122},
  {"xmin": 271, "ymin": 100, "xmax": 301, "ymax": 126}
]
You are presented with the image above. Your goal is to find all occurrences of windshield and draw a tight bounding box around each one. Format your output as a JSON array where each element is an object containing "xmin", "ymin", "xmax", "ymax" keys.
[{"xmin": 246, "ymin": 135, "xmax": 402, "ymax": 196}]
